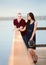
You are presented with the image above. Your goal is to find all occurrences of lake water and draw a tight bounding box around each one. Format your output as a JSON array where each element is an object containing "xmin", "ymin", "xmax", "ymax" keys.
[{"xmin": 0, "ymin": 19, "xmax": 46, "ymax": 65}]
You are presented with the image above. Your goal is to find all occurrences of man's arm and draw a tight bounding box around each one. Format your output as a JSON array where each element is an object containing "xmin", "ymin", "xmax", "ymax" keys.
[{"xmin": 13, "ymin": 25, "xmax": 20, "ymax": 31}]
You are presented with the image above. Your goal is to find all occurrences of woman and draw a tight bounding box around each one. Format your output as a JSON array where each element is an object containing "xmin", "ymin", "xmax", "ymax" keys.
[
  {"xmin": 8, "ymin": 13, "xmax": 34, "ymax": 65},
  {"xmin": 26, "ymin": 12, "xmax": 37, "ymax": 49},
  {"xmin": 26, "ymin": 12, "xmax": 38, "ymax": 63}
]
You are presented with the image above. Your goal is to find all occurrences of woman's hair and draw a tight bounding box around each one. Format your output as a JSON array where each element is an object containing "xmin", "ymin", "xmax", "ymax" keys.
[
  {"xmin": 28, "ymin": 12, "xmax": 35, "ymax": 21},
  {"xmin": 26, "ymin": 12, "xmax": 35, "ymax": 27}
]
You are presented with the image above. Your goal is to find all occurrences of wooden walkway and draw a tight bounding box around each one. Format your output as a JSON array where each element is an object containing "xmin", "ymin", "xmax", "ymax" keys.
[{"xmin": 36, "ymin": 47, "xmax": 46, "ymax": 65}]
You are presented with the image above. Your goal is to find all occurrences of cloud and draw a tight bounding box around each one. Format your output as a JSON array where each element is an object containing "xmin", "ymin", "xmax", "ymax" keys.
[{"xmin": 0, "ymin": 0, "xmax": 46, "ymax": 16}]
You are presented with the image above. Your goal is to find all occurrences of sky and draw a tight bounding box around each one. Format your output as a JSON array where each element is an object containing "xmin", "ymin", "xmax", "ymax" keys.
[{"xmin": 0, "ymin": 0, "xmax": 46, "ymax": 17}]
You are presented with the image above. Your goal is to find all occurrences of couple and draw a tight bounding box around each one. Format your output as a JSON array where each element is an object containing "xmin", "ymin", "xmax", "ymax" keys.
[{"xmin": 8, "ymin": 12, "xmax": 38, "ymax": 65}]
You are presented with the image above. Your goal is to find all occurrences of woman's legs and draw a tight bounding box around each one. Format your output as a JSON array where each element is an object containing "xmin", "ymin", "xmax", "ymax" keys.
[
  {"xmin": 21, "ymin": 35, "xmax": 38, "ymax": 64},
  {"xmin": 28, "ymin": 48, "xmax": 38, "ymax": 64}
]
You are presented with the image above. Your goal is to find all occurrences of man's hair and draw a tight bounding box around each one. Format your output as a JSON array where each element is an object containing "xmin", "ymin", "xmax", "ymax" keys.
[{"xmin": 17, "ymin": 13, "xmax": 22, "ymax": 15}]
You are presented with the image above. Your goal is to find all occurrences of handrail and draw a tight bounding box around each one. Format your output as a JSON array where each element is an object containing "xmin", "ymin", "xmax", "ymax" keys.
[
  {"xmin": 36, "ymin": 44, "xmax": 46, "ymax": 47},
  {"xmin": 36, "ymin": 27, "xmax": 46, "ymax": 47},
  {"xmin": 37, "ymin": 27, "xmax": 46, "ymax": 30}
]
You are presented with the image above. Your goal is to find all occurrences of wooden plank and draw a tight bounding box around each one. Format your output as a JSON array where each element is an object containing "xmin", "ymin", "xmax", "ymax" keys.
[{"xmin": 36, "ymin": 47, "xmax": 46, "ymax": 65}]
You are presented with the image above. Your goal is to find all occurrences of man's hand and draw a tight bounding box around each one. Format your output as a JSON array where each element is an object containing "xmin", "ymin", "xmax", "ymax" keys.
[
  {"xmin": 19, "ymin": 26, "xmax": 23, "ymax": 31},
  {"xmin": 20, "ymin": 26, "xmax": 23, "ymax": 29}
]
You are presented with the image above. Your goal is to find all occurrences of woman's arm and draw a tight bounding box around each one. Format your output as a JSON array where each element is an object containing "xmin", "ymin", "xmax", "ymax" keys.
[
  {"xmin": 30, "ymin": 22, "xmax": 37, "ymax": 41},
  {"xmin": 19, "ymin": 26, "xmax": 26, "ymax": 32}
]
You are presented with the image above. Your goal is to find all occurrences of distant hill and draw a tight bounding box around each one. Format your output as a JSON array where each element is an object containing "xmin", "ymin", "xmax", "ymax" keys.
[
  {"xmin": 0, "ymin": 16, "xmax": 46, "ymax": 20},
  {"xmin": 35, "ymin": 16, "xmax": 46, "ymax": 20}
]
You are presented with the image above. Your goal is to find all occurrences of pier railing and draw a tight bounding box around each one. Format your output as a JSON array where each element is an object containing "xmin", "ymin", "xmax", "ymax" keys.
[{"xmin": 36, "ymin": 27, "xmax": 46, "ymax": 47}]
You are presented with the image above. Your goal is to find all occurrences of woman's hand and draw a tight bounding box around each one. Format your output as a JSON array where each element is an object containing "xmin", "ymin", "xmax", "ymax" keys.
[{"xmin": 29, "ymin": 37, "xmax": 33, "ymax": 41}]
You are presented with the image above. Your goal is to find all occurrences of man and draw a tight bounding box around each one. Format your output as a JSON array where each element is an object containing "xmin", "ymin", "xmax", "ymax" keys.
[{"xmin": 13, "ymin": 13, "xmax": 27, "ymax": 36}]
